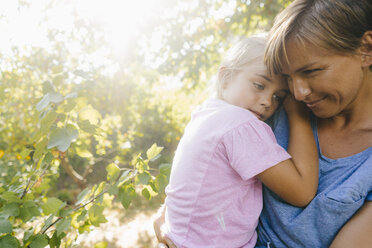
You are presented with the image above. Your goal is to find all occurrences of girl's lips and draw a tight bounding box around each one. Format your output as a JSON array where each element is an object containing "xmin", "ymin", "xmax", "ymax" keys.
[
  {"xmin": 305, "ymin": 97, "xmax": 326, "ymax": 108},
  {"xmin": 250, "ymin": 110, "xmax": 263, "ymax": 120}
]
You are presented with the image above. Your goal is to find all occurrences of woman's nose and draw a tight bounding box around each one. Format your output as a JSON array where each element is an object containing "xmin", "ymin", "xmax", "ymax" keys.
[{"xmin": 292, "ymin": 78, "xmax": 311, "ymax": 101}]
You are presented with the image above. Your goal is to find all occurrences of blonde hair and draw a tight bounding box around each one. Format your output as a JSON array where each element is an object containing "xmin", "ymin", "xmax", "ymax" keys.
[
  {"xmin": 265, "ymin": 0, "xmax": 372, "ymax": 74},
  {"xmin": 216, "ymin": 33, "xmax": 267, "ymax": 98}
]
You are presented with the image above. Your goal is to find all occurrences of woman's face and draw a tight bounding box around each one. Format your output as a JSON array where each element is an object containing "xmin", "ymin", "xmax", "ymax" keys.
[{"xmin": 281, "ymin": 38, "xmax": 367, "ymax": 118}]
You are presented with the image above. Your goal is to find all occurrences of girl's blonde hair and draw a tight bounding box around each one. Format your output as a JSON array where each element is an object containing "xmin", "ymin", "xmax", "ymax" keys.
[
  {"xmin": 216, "ymin": 33, "xmax": 267, "ymax": 98},
  {"xmin": 265, "ymin": 0, "xmax": 372, "ymax": 74}
]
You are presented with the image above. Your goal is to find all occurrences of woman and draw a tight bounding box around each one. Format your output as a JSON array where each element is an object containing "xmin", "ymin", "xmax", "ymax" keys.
[{"xmin": 155, "ymin": 0, "xmax": 372, "ymax": 247}]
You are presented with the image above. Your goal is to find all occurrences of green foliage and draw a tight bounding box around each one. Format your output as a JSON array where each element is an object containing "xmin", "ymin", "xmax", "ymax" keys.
[{"xmin": 0, "ymin": 77, "xmax": 169, "ymax": 246}]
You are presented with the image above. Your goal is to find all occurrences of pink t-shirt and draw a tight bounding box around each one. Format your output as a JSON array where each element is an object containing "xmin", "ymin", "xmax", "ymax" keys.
[{"xmin": 165, "ymin": 98, "xmax": 291, "ymax": 248}]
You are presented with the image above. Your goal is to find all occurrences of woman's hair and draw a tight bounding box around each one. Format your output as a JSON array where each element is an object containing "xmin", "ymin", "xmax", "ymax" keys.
[
  {"xmin": 265, "ymin": 0, "xmax": 372, "ymax": 74},
  {"xmin": 216, "ymin": 33, "xmax": 267, "ymax": 98}
]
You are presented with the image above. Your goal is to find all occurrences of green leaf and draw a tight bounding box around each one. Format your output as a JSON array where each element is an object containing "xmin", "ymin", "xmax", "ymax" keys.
[
  {"xmin": 142, "ymin": 186, "xmax": 157, "ymax": 200},
  {"xmin": 0, "ymin": 218, "xmax": 12, "ymax": 234},
  {"xmin": 64, "ymin": 99, "xmax": 76, "ymax": 112},
  {"xmin": 20, "ymin": 148, "xmax": 32, "ymax": 159},
  {"xmin": 79, "ymin": 106, "xmax": 101, "ymax": 125},
  {"xmin": 106, "ymin": 163, "xmax": 120, "ymax": 182},
  {"xmin": 0, "ymin": 203, "xmax": 20, "ymax": 218},
  {"xmin": 40, "ymin": 111, "xmax": 58, "ymax": 129},
  {"xmin": 42, "ymin": 198, "xmax": 64, "ymax": 215},
  {"xmin": 47, "ymin": 125, "xmax": 79, "ymax": 152},
  {"xmin": 107, "ymin": 185, "xmax": 118, "ymax": 195},
  {"xmin": 0, "ymin": 235, "xmax": 20, "ymax": 248},
  {"xmin": 76, "ymin": 187, "xmax": 90, "ymax": 206},
  {"xmin": 64, "ymin": 92, "xmax": 78, "ymax": 99},
  {"xmin": 29, "ymin": 234, "xmax": 48, "ymax": 248},
  {"xmin": 78, "ymin": 119, "xmax": 97, "ymax": 134},
  {"xmin": 75, "ymin": 147, "xmax": 92, "ymax": 158},
  {"xmin": 142, "ymin": 187, "xmax": 151, "ymax": 200},
  {"xmin": 34, "ymin": 138, "xmax": 48, "ymax": 160},
  {"xmin": 23, "ymin": 227, "xmax": 35, "ymax": 245},
  {"xmin": 137, "ymin": 172, "xmax": 151, "ymax": 185},
  {"xmin": 58, "ymin": 207, "xmax": 72, "ymax": 218},
  {"xmin": 118, "ymin": 185, "xmax": 136, "ymax": 209},
  {"xmin": 88, "ymin": 205, "xmax": 107, "ymax": 227},
  {"xmin": 133, "ymin": 155, "xmax": 148, "ymax": 173},
  {"xmin": 49, "ymin": 92, "xmax": 64, "ymax": 103},
  {"xmin": 20, "ymin": 201, "xmax": 41, "ymax": 222},
  {"xmin": 93, "ymin": 182, "xmax": 106, "ymax": 197},
  {"xmin": 117, "ymin": 170, "xmax": 132, "ymax": 187},
  {"xmin": 56, "ymin": 217, "xmax": 71, "ymax": 235},
  {"xmin": 42, "ymin": 80, "xmax": 56, "ymax": 94},
  {"xmin": 155, "ymin": 173, "xmax": 169, "ymax": 193},
  {"xmin": 146, "ymin": 143, "xmax": 163, "ymax": 161},
  {"xmin": 159, "ymin": 163, "xmax": 172, "ymax": 176},
  {"xmin": 36, "ymin": 94, "xmax": 51, "ymax": 112},
  {"xmin": 44, "ymin": 152, "xmax": 54, "ymax": 164},
  {"xmin": 77, "ymin": 209, "xmax": 87, "ymax": 222},
  {"xmin": 94, "ymin": 241, "xmax": 108, "ymax": 248},
  {"xmin": 1, "ymin": 192, "xmax": 22, "ymax": 203},
  {"xmin": 49, "ymin": 232, "xmax": 61, "ymax": 248},
  {"xmin": 41, "ymin": 215, "xmax": 54, "ymax": 233},
  {"xmin": 36, "ymin": 92, "xmax": 63, "ymax": 111}
]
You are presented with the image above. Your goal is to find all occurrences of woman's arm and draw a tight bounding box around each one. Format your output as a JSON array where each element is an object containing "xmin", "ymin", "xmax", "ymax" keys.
[
  {"xmin": 257, "ymin": 96, "xmax": 319, "ymax": 207},
  {"xmin": 330, "ymin": 201, "xmax": 372, "ymax": 247}
]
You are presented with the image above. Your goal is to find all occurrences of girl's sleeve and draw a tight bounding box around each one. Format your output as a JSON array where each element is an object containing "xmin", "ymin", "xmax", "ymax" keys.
[{"xmin": 223, "ymin": 120, "xmax": 291, "ymax": 181}]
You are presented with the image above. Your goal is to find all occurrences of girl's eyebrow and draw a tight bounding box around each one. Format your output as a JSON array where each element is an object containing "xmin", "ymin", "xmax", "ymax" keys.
[{"xmin": 256, "ymin": 74, "xmax": 271, "ymax": 82}]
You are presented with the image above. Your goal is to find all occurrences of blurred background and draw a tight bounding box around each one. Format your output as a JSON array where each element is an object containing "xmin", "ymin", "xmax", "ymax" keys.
[{"xmin": 0, "ymin": 0, "xmax": 292, "ymax": 247}]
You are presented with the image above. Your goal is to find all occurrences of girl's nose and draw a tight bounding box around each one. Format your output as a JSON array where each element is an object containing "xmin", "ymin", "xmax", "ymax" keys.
[
  {"xmin": 292, "ymin": 78, "xmax": 312, "ymax": 101},
  {"xmin": 260, "ymin": 94, "xmax": 272, "ymax": 109}
]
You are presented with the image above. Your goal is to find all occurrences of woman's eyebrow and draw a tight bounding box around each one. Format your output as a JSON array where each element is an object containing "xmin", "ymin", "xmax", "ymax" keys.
[{"xmin": 294, "ymin": 62, "xmax": 317, "ymax": 73}]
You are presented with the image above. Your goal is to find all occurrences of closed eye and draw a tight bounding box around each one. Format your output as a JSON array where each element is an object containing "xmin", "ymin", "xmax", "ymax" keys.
[
  {"xmin": 303, "ymin": 68, "xmax": 322, "ymax": 75},
  {"xmin": 253, "ymin": 82, "xmax": 264, "ymax": 90}
]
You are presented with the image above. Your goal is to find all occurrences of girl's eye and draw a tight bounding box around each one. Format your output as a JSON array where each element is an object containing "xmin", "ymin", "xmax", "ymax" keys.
[
  {"xmin": 253, "ymin": 82, "xmax": 264, "ymax": 90},
  {"xmin": 273, "ymin": 94, "xmax": 287, "ymax": 103},
  {"xmin": 273, "ymin": 95, "xmax": 282, "ymax": 102}
]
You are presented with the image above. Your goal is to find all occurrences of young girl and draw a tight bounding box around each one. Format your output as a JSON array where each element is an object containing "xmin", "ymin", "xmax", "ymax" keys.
[{"xmin": 161, "ymin": 34, "xmax": 319, "ymax": 248}]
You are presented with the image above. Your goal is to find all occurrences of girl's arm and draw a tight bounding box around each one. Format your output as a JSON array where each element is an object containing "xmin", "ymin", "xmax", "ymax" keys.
[
  {"xmin": 330, "ymin": 201, "xmax": 372, "ymax": 247},
  {"xmin": 153, "ymin": 205, "xmax": 177, "ymax": 248},
  {"xmin": 257, "ymin": 96, "xmax": 319, "ymax": 207}
]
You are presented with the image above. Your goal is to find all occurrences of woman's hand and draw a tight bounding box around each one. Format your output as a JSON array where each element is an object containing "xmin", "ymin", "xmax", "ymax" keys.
[
  {"xmin": 283, "ymin": 94, "xmax": 309, "ymax": 118},
  {"xmin": 153, "ymin": 205, "xmax": 177, "ymax": 248}
]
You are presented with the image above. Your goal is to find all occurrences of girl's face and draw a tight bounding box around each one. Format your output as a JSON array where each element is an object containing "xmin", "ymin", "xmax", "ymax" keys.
[
  {"xmin": 281, "ymin": 38, "xmax": 368, "ymax": 118},
  {"xmin": 221, "ymin": 61, "xmax": 288, "ymax": 121}
]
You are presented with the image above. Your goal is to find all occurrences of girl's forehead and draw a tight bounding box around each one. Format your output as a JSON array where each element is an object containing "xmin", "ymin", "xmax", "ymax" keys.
[{"xmin": 242, "ymin": 60, "xmax": 267, "ymax": 73}]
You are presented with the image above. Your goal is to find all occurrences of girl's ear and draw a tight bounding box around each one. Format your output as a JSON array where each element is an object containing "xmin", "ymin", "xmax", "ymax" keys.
[
  {"xmin": 218, "ymin": 67, "xmax": 229, "ymax": 89},
  {"xmin": 360, "ymin": 31, "xmax": 372, "ymax": 68}
]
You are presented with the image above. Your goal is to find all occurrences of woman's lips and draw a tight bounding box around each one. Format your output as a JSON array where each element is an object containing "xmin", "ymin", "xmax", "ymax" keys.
[{"xmin": 305, "ymin": 96, "xmax": 326, "ymax": 108}]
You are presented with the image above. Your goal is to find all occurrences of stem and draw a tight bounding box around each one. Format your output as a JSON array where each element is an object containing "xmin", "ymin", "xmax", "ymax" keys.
[
  {"xmin": 40, "ymin": 169, "xmax": 136, "ymax": 235},
  {"xmin": 42, "ymin": 217, "xmax": 63, "ymax": 234},
  {"xmin": 59, "ymin": 152, "xmax": 87, "ymax": 189},
  {"xmin": 21, "ymin": 159, "xmax": 39, "ymax": 199}
]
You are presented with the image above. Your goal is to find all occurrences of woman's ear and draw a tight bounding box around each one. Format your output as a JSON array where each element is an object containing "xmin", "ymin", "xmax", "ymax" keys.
[{"xmin": 360, "ymin": 31, "xmax": 372, "ymax": 68}]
